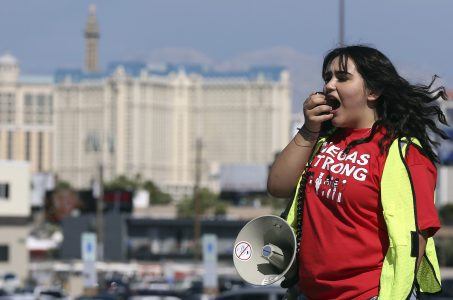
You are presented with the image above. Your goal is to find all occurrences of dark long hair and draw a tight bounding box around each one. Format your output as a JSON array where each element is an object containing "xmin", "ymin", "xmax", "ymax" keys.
[{"xmin": 320, "ymin": 45, "xmax": 449, "ymax": 163}]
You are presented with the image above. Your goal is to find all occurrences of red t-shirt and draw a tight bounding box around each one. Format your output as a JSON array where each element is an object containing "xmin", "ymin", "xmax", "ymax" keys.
[{"xmin": 298, "ymin": 127, "xmax": 441, "ymax": 300}]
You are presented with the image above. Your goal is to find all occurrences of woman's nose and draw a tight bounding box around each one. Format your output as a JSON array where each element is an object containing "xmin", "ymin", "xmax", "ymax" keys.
[{"xmin": 324, "ymin": 79, "xmax": 335, "ymax": 93}]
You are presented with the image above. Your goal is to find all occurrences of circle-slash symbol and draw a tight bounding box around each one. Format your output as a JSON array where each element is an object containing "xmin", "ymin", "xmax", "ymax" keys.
[{"xmin": 234, "ymin": 241, "xmax": 252, "ymax": 261}]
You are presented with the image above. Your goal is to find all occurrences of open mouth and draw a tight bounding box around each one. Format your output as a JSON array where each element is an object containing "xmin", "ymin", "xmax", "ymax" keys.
[{"xmin": 325, "ymin": 95, "xmax": 341, "ymax": 110}]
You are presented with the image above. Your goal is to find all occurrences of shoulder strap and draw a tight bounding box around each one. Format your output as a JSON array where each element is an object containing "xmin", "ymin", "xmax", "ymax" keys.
[
  {"xmin": 284, "ymin": 135, "xmax": 329, "ymax": 224},
  {"xmin": 280, "ymin": 137, "xmax": 326, "ymax": 219},
  {"xmin": 282, "ymin": 128, "xmax": 337, "ymax": 221}
]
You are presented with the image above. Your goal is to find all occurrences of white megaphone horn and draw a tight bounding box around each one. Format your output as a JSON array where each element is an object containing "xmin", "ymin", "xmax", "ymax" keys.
[{"xmin": 233, "ymin": 215, "xmax": 297, "ymax": 286}]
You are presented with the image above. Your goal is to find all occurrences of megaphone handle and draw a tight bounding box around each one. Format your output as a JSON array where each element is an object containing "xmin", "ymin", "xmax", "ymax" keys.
[
  {"xmin": 280, "ymin": 197, "xmax": 294, "ymax": 219},
  {"xmin": 280, "ymin": 256, "xmax": 300, "ymax": 300},
  {"xmin": 280, "ymin": 275, "xmax": 299, "ymax": 289},
  {"xmin": 283, "ymin": 285, "xmax": 301, "ymax": 300}
]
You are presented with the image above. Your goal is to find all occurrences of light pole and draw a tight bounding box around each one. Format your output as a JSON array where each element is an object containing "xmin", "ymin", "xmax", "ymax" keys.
[
  {"xmin": 339, "ymin": 0, "xmax": 345, "ymax": 46},
  {"xmin": 193, "ymin": 138, "xmax": 202, "ymax": 262},
  {"xmin": 88, "ymin": 132, "xmax": 104, "ymax": 262},
  {"xmin": 96, "ymin": 161, "xmax": 104, "ymax": 262}
]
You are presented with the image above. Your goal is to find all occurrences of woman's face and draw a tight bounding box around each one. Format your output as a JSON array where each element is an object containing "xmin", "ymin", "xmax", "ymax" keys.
[{"xmin": 323, "ymin": 56, "xmax": 378, "ymax": 129}]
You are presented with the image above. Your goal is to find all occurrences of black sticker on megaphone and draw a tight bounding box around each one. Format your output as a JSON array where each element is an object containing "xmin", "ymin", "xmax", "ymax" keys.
[{"xmin": 234, "ymin": 241, "xmax": 252, "ymax": 261}]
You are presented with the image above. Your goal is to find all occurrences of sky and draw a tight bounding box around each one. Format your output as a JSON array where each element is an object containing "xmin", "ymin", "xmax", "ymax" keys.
[{"xmin": 0, "ymin": 0, "xmax": 452, "ymax": 110}]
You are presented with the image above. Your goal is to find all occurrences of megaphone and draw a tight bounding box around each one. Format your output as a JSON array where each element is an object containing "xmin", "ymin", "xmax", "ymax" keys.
[{"xmin": 233, "ymin": 215, "xmax": 297, "ymax": 286}]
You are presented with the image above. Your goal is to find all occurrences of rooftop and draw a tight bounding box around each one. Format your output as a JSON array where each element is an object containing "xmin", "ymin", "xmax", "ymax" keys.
[
  {"xmin": 0, "ymin": 53, "xmax": 18, "ymax": 66},
  {"xmin": 19, "ymin": 75, "xmax": 54, "ymax": 84},
  {"xmin": 54, "ymin": 62, "xmax": 287, "ymax": 83}
]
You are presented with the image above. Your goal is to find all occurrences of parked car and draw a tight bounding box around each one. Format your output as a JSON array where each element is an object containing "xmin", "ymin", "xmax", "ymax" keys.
[
  {"xmin": 76, "ymin": 295, "xmax": 117, "ymax": 300},
  {"xmin": 215, "ymin": 286, "xmax": 289, "ymax": 300},
  {"xmin": 217, "ymin": 276, "xmax": 247, "ymax": 293},
  {"xmin": 128, "ymin": 288, "xmax": 184, "ymax": 300},
  {"xmin": 0, "ymin": 273, "xmax": 20, "ymax": 294},
  {"xmin": 34, "ymin": 287, "xmax": 69, "ymax": 300}
]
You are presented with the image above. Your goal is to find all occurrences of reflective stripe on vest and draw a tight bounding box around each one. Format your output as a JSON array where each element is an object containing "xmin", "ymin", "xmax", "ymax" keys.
[{"xmin": 285, "ymin": 137, "xmax": 442, "ymax": 299}]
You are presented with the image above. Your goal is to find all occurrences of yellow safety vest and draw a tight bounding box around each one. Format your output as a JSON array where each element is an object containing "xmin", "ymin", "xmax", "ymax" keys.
[{"xmin": 285, "ymin": 136, "xmax": 442, "ymax": 299}]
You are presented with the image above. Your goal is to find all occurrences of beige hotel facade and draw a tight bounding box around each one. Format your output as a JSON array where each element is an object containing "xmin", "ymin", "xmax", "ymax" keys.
[
  {"xmin": 54, "ymin": 64, "xmax": 291, "ymax": 199},
  {"xmin": 0, "ymin": 53, "xmax": 291, "ymax": 200}
]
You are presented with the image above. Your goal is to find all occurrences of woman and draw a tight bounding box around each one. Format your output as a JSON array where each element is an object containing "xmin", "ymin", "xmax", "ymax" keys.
[{"xmin": 267, "ymin": 45, "xmax": 449, "ymax": 300}]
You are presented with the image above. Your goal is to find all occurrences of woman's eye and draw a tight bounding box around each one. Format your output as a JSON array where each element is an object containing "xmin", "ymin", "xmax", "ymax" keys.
[{"xmin": 337, "ymin": 75, "xmax": 348, "ymax": 82}]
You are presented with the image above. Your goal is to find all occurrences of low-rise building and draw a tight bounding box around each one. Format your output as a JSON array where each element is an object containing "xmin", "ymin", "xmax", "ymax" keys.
[{"xmin": 0, "ymin": 160, "xmax": 31, "ymax": 281}]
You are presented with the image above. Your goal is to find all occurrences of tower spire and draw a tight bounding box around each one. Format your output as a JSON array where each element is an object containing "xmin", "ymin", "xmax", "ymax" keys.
[{"xmin": 85, "ymin": 4, "xmax": 100, "ymax": 72}]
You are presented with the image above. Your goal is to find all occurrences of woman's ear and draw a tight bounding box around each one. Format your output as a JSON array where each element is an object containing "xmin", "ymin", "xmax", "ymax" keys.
[{"xmin": 367, "ymin": 89, "xmax": 382, "ymax": 102}]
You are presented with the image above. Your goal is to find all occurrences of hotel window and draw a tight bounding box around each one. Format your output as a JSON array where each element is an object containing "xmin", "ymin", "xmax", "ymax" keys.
[
  {"xmin": 24, "ymin": 94, "xmax": 32, "ymax": 106},
  {"xmin": 38, "ymin": 132, "xmax": 43, "ymax": 172},
  {"xmin": 37, "ymin": 94, "xmax": 45, "ymax": 107},
  {"xmin": 37, "ymin": 94, "xmax": 45, "ymax": 124},
  {"xmin": 6, "ymin": 97, "xmax": 15, "ymax": 123},
  {"xmin": 48, "ymin": 95, "xmax": 53, "ymax": 117},
  {"xmin": 7, "ymin": 131, "xmax": 13, "ymax": 159},
  {"xmin": 24, "ymin": 94, "xmax": 33, "ymax": 124},
  {"xmin": 0, "ymin": 183, "xmax": 9, "ymax": 199},
  {"xmin": 25, "ymin": 132, "xmax": 31, "ymax": 161},
  {"xmin": 0, "ymin": 245, "xmax": 9, "ymax": 261},
  {"xmin": 0, "ymin": 95, "xmax": 6, "ymax": 122}
]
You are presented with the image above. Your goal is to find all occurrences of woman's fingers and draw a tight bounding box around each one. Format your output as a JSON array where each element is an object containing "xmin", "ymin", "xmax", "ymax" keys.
[
  {"xmin": 309, "ymin": 112, "xmax": 334, "ymax": 123},
  {"xmin": 303, "ymin": 93, "xmax": 327, "ymax": 111},
  {"xmin": 302, "ymin": 92, "xmax": 333, "ymax": 132},
  {"xmin": 308, "ymin": 104, "xmax": 332, "ymax": 115}
]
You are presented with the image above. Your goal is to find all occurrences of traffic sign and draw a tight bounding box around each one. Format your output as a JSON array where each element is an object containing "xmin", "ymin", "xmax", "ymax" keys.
[
  {"xmin": 202, "ymin": 234, "xmax": 218, "ymax": 289},
  {"xmin": 82, "ymin": 233, "xmax": 97, "ymax": 262}
]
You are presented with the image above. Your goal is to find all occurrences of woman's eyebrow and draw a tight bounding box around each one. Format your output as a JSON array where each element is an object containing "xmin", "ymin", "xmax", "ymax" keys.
[
  {"xmin": 323, "ymin": 70, "xmax": 352, "ymax": 79},
  {"xmin": 334, "ymin": 70, "xmax": 352, "ymax": 76}
]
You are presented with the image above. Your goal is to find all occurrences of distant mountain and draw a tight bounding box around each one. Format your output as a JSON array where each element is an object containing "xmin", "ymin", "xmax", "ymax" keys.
[
  {"xmin": 219, "ymin": 47, "xmax": 324, "ymax": 112},
  {"xmin": 146, "ymin": 46, "xmax": 444, "ymax": 113},
  {"xmin": 148, "ymin": 47, "xmax": 214, "ymax": 65}
]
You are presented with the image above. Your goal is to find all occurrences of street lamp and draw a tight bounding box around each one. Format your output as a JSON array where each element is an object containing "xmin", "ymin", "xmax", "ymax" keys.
[
  {"xmin": 193, "ymin": 138, "xmax": 202, "ymax": 262},
  {"xmin": 339, "ymin": 0, "xmax": 345, "ymax": 46},
  {"xmin": 87, "ymin": 132, "xmax": 104, "ymax": 262}
]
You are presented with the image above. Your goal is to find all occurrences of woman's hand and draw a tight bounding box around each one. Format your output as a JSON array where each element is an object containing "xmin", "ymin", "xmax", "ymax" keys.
[
  {"xmin": 267, "ymin": 92, "xmax": 334, "ymax": 198},
  {"xmin": 303, "ymin": 92, "xmax": 334, "ymax": 132}
]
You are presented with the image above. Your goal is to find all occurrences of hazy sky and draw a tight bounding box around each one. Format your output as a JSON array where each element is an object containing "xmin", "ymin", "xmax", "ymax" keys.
[{"xmin": 1, "ymin": 0, "xmax": 452, "ymax": 108}]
